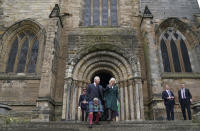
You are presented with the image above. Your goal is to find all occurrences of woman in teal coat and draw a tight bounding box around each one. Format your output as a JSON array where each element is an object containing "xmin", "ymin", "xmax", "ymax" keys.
[{"xmin": 104, "ymin": 78, "xmax": 119, "ymax": 121}]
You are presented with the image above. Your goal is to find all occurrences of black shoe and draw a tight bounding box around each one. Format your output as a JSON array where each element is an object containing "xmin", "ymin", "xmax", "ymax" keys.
[
  {"xmin": 88, "ymin": 124, "xmax": 92, "ymax": 128},
  {"xmin": 107, "ymin": 109, "xmax": 112, "ymax": 121}
]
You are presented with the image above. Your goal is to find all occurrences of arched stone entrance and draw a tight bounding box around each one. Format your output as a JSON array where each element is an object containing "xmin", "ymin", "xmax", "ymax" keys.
[{"xmin": 62, "ymin": 49, "xmax": 144, "ymax": 121}]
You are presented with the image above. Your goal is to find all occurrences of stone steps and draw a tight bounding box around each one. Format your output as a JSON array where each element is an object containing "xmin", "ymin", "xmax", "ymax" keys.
[{"xmin": 1, "ymin": 121, "xmax": 200, "ymax": 131}]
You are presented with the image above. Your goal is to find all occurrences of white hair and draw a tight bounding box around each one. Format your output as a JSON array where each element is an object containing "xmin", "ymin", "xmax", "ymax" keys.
[
  {"xmin": 94, "ymin": 76, "xmax": 100, "ymax": 81},
  {"xmin": 109, "ymin": 77, "xmax": 116, "ymax": 84}
]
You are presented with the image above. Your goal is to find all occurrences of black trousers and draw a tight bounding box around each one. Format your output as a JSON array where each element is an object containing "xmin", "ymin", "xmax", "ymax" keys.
[
  {"xmin": 81, "ymin": 109, "xmax": 88, "ymax": 121},
  {"xmin": 180, "ymin": 99, "xmax": 191, "ymax": 120},
  {"xmin": 165, "ymin": 102, "xmax": 174, "ymax": 120}
]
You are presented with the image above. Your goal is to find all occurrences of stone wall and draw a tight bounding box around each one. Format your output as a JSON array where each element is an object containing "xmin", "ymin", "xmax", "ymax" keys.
[
  {"xmin": 140, "ymin": 0, "xmax": 200, "ymax": 19},
  {"xmin": 0, "ymin": 76, "xmax": 40, "ymax": 119},
  {"xmin": 0, "ymin": 0, "xmax": 59, "ymax": 28}
]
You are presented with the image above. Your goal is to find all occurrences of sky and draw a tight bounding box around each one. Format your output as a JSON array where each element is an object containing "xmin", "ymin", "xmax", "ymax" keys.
[{"xmin": 198, "ymin": 0, "xmax": 200, "ymax": 7}]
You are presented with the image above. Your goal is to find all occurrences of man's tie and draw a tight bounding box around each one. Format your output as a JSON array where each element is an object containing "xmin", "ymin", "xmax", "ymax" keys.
[
  {"xmin": 168, "ymin": 91, "xmax": 171, "ymax": 97},
  {"xmin": 183, "ymin": 90, "xmax": 186, "ymax": 99}
]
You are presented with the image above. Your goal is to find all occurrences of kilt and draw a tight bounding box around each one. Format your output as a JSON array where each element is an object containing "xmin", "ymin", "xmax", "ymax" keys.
[{"xmin": 88, "ymin": 100, "xmax": 103, "ymax": 112}]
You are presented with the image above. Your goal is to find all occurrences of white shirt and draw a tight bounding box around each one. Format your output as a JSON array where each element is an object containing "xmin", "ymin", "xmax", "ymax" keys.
[
  {"xmin": 166, "ymin": 90, "xmax": 171, "ymax": 97},
  {"xmin": 181, "ymin": 88, "xmax": 186, "ymax": 99}
]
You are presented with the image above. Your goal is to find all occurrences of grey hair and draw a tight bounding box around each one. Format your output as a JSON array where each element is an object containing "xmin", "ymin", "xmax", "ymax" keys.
[{"xmin": 94, "ymin": 76, "xmax": 100, "ymax": 81}]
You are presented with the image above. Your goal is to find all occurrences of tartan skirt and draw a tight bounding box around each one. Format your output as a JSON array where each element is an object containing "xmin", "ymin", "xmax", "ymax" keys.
[{"xmin": 88, "ymin": 100, "xmax": 103, "ymax": 112}]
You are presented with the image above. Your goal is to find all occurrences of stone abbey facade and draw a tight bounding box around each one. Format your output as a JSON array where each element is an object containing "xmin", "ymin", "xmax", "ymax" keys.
[{"xmin": 0, "ymin": 0, "xmax": 200, "ymax": 122}]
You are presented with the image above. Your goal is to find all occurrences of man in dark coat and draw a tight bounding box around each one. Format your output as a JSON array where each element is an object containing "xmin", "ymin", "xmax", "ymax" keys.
[
  {"xmin": 78, "ymin": 88, "xmax": 88, "ymax": 121},
  {"xmin": 162, "ymin": 84, "xmax": 175, "ymax": 120},
  {"xmin": 178, "ymin": 83, "xmax": 192, "ymax": 120},
  {"xmin": 86, "ymin": 76, "xmax": 103, "ymax": 128}
]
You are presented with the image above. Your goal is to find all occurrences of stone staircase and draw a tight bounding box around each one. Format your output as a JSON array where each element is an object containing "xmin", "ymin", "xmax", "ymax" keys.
[{"xmin": 1, "ymin": 121, "xmax": 200, "ymax": 131}]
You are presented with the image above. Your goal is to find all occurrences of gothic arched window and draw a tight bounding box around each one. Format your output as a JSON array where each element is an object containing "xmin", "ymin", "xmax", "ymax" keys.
[
  {"xmin": 160, "ymin": 28, "xmax": 192, "ymax": 72},
  {"xmin": 6, "ymin": 30, "xmax": 40, "ymax": 73},
  {"xmin": 84, "ymin": 0, "xmax": 118, "ymax": 26},
  {"xmin": 160, "ymin": 39, "xmax": 171, "ymax": 72},
  {"xmin": 6, "ymin": 38, "xmax": 18, "ymax": 73}
]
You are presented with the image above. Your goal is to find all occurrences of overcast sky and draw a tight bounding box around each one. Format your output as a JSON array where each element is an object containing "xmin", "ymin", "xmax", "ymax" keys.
[{"xmin": 198, "ymin": 0, "xmax": 200, "ymax": 7}]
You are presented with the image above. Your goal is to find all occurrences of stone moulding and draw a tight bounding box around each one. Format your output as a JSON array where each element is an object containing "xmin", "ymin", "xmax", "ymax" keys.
[
  {"xmin": 161, "ymin": 73, "xmax": 200, "ymax": 79},
  {"xmin": 0, "ymin": 74, "xmax": 41, "ymax": 80}
]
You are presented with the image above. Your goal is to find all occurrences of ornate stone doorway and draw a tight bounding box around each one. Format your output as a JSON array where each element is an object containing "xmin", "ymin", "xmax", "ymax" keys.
[{"xmin": 62, "ymin": 49, "xmax": 144, "ymax": 121}]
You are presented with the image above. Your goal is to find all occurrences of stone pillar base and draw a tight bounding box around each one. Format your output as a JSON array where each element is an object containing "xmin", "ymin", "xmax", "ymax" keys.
[
  {"xmin": 31, "ymin": 97, "xmax": 55, "ymax": 122},
  {"xmin": 192, "ymin": 101, "xmax": 200, "ymax": 123},
  {"xmin": 0, "ymin": 104, "xmax": 12, "ymax": 116},
  {"xmin": 0, "ymin": 104, "xmax": 12, "ymax": 124},
  {"xmin": 149, "ymin": 98, "xmax": 165, "ymax": 120}
]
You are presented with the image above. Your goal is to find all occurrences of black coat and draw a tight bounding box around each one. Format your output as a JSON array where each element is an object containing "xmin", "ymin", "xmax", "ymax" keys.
[
  {"xmin": 162, "ymin": 90, "xmax": 175, "ymax": 105},
  {"xmin": 86, "ymin": 83, "xmax": 103, "ymax": 102},
  {"xmin": 178, "ymin": 88, "xmax": 192, "ymax": 103},
  {"xmin": 78, "ymin": 94, "xmax": 88, "ymax": 110}
]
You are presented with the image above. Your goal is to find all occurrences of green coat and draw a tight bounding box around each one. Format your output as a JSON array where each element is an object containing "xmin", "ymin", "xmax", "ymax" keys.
[{"xmin": 104, "ymin": 85, "xmax": 119, "ymax": 111}]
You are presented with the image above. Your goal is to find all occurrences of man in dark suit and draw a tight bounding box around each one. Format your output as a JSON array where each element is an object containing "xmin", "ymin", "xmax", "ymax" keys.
[
  {"xmin": 178, "ymin": 83, "xmax": 192, "ymax": 120},
  {"xmin": 86, "ymin": 76, "xmax": 104, "ymax": 128},
  {"xmin": 162, "ymin": 84, "xmax": 175, "ymax": 120}
]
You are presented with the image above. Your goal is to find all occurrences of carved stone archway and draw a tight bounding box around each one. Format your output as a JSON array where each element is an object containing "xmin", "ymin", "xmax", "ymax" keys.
[{"xmin": 62, "ymin": 49, "xmax": 144, "ymax": 121}]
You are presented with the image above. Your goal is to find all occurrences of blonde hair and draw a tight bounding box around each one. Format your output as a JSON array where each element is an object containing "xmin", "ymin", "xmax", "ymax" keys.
[{"xmin": 109, "ymin": 77, "xmax": 116, "ymax": 84}]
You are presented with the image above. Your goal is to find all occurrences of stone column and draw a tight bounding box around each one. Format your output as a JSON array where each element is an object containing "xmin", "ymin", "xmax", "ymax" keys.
[
  {"xmin": 135, "ymin": 79, "xmax": 141, "ymax": 120},
  {"xmin": 141, "ymin": 18, "xmax": 164, "ymax": 120},
  {"xmin": 33, "ymin": 18, "xmax": 60, "ymax": 122},
  {"xmin": 135, "ymin": 78, "xmax": 144, "ymax": 120},
  {"xmin": 128, "ymin": 79, "xmax": 135, "ymax": 120},
  {"xmin": 71, "ymin": 80, "xmax": 78, "ymax": 120},
  {"xmin": 61, "ymin": 77, "xmax": 73, "ymax": 120},
  {"xmin": 77, "ymin": 81, "xmax": 83, "ymax": 121},
  {"xmin": 119, "ymin": 82, "xmax": 125, "ymax": 120},
  {"xmin": 124, "ymin": 81, "xmax": 130, "ymax": 120}
]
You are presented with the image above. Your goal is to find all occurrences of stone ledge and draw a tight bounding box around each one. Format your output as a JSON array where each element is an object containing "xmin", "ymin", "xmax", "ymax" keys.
[
  {"xmin": 36, "ymin": 97, "xmax": 56, "ymax": 106},
  {"xmin": 161, "ymin": 73, "xmax": 200, "ymax": 79},
  {"xmin": 0, "ymin": 73, "xmax": 41, "ymax": 80},
  {"xmin": 0, "ymin": 101, "xmax": 36, "ymax": 106}
]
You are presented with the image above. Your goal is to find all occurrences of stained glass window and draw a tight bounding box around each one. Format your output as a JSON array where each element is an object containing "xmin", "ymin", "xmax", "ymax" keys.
[
  {"xmin": 6, "ymin": 38, "xmax": 18, "ymax": 73},
  {"xmin": 17, "ymin": 39, "xmax": 29, "ymax": 73},
  {"xmin": 110, "ymin": 0, "xmax": 117, "ymax": 26},
  {"xmin": 25, "ymin": 30, "xmax": 35, "ymax": 41},
  {"xmin": 5, "ymin": 27, "xmax": 40, "ymax": 74},
  {"xmin": 19, "ymin": 32, "xmax": 25, "ymax": 40},
  {"xmin": 102, "ymin": 0, "xmax": 108, "ymax": 26},
  {"xmin": 160, "ymin": 29, "xmax": 192, "ymax": 73},
  {"xmin": 93, "ymin": 0, "xmax": 100, "ymax": 26},
  {"xmin": 28, "ymin": 40, "xmax": 39, "ymax": 73},
  {"xmin": 84, "ymin": 0, "xmax": 91, "ymax": 26},
  {"xmin": 164, "ymin": 33, "xmax": 169, "ymax": 39},
  {"xmin": 84, "ymin": 0, "xmax": 117, "ymax": 26},
  {"xmin": 173, "ymin": 32, "xmax": 179, "ymax": 39},
  {"xmin": 161, "ymin": 39, "xmax": 171, "ymax": 72},
  {"xmin": 170, "ymin": 39, "xmax": 181, "ymax": 72},
  {"xmin": 180, "ymin": 39, "xmax": 192, "ymax": 72}
]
